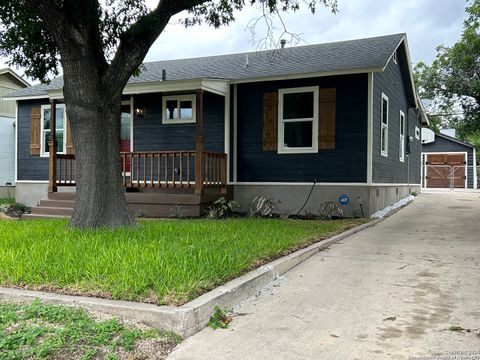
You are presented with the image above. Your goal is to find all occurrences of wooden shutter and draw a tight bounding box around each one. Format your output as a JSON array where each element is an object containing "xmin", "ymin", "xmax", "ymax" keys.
[
  {"xmin": 30, "ymin": 107, "xmax": 41, "ymax": 156},
  {"xmin": 66, "ymin": 119, "xmax": 74, "ymax": 154},
  {"xmin": 318, "ymin": 88, "xmax": 336, "ymax": 150},
  {"xmin": 263, "ymin": 92, "xmax": 278, "ymax": 150}
]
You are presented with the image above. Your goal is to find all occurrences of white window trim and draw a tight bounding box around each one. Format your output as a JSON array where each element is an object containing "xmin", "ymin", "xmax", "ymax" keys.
[
  {"xmin": 381, "ymin": 93, "xmax": 389, "ymax": 157},
  {"xmin": 162, "ymin": 94, "xmax": 196, "ymax": 124},
  {"xmin": 415, "ymin": 126, "xmax": 420, "ymax": 140},
  {"xmin": 40, "ymin": 104, "xmax": 67, "ymax": 157},
  {"xmin": 399, "ymin": 110, "xmax": 405, "ymax": 163},
  {"xmin": 277, "ymin": 86, "xmax": 319, "ymax": 154}
]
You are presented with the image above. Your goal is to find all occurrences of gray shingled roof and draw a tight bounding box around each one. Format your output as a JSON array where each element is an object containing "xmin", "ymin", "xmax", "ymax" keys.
[{"xmin": 5, "ymin": 33, "xmax": 405, "ymax": 99}]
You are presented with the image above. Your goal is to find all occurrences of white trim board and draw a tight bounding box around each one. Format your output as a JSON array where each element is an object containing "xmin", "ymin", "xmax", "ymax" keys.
[
  {"xmin": 474, "ymin": 149, "xmax": 477, "ymax": 189},
  {"xmin": 366, "ymin": 73, "xmax": 374, "ymax": 185},
  {"xmin": 229, "ymin": 181, "xmax": 420, "ymax": 187},
  {"xmin": 224, "ymin": 87, "xmax": 231, "ymax": 182},
  {"xmin": 233, "ymin": 84, "xmax": 238, "ymax": 183},
  {"xmin": 15, "ymin": 180, "xmax": 49, "ymax": 184}
]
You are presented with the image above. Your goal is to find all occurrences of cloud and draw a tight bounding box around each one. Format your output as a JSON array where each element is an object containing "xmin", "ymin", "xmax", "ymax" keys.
[{"xmin": 0, "ymin": 0, "xmax": 468, "ymax": 81}]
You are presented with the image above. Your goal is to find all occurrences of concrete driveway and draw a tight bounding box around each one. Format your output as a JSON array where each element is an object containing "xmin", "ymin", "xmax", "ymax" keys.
[{"xmin": 169, "ymin": 192, "xmax": 480, "ymax": 360}]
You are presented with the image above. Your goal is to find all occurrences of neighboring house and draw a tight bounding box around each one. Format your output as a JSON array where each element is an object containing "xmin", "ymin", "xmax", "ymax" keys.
[
  {"xmin": 0, "ymin": 68, "xmax": 29, "ymax": 197},
  {"xmin": 421, "ymin": 128, "xmax": 477, "ymax": 189},
  {"xmin": 5, "ymin": 33, "xmax": 424, "ymax": 217}
]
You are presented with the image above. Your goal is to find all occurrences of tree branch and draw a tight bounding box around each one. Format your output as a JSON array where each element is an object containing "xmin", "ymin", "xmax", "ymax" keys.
[{"xmin": 104, "ymin": 0, "xmax": 211, "ymax": 94}]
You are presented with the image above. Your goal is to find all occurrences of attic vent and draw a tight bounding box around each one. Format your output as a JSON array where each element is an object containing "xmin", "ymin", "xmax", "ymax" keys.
[
  {"xmin": 244, "ymin": 54, "xmax": 250, "ymax": 68},
  {"xmin": 280, "ymin": 39, "xmax": 286, "ymax": 49},
  {"xmin": 162, "ymin": 69, "xmax": 167, "ymax": 80}
]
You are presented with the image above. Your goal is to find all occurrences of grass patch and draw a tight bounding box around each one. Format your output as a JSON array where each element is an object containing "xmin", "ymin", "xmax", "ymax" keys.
[
  {"xmin": 0, "ymin": 300, "xmax": 180, "ymax": 360},
  {"xmin": 0, "ymin": 198, "xmax": 15, "ymax": 205},
  {"xmin": 0, "ymin": 218, "xmax": 365, "ymax": 305}
]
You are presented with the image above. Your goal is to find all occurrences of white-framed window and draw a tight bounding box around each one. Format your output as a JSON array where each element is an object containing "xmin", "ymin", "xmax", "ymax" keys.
[
  {"xmin": 399, "ymin": 110, "xmax": 405, "ymax": 162},
  {"xmin": 415, "ymin": 126, "xmax": 420, "ymax": 140},
  {"xmin": 380, "ymin": 93, "xmax": 389, "ymax": 157},
  {"xmin": 162, "ymin": 95, "xmax": 196, "ymax": 124},
  {"xmin": 40, "ymin": 104, "xmax": 67, "ymax": 157},
  {"xmin": 278, "ymin": 86, "xmax": 319, "ymax": 154},
  {"xmin": 393, "ymin": 50, "xmax": 397, "ymax": 64}
]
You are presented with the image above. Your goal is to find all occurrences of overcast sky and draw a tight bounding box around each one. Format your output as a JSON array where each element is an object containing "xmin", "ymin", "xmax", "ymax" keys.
[
  {"xmin": 0, "ymin": 0, "xmax": 468, "ymax": 81},
  {"xmin": 146, "ymin": 0, "xmax": 467, "ymax": 66}
]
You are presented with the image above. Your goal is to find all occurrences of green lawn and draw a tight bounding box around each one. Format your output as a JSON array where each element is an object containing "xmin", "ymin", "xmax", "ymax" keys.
[
  {"xmin": 0, "ymin": 218, "xmax": 365, "ymax": 305},
  {"xmin": 0, "ymin": 198, "xmax": 15, "ymax": 205},
  {"xmin": 0, "ymin": 300, "xmax": 180, "ymax": 360}
]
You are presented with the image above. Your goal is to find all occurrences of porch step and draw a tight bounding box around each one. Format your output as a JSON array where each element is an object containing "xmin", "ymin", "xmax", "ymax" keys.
[
  {"xmin": 48, "ymin": 192, "xmax": 76, "ymax": 201},
  {"xmin": 22, "ymin": 213, "xmax": 71, "ymax": 220},
  {"xmin": 26, "ymin": 190, "xmax": 226, "ymax": 219},
  {"xmin": 31, "ymin": 206, "xmax": 74, "ymax": 217},
  {"xmin": 39, "ymin": 199, "xmax": 75, "ymax": 208}
]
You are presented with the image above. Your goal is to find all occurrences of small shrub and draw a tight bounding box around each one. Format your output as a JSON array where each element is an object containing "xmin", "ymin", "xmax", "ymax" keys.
[
  {"xmin": 318, "ymin": 201, "xmax": 344, "ymax": 219},
  {"xmin": 248, "ymin": 196, "xmax": 281, "ymax": 217},
  {"xmin": 0, "ymin": 202, "xmax": 28, "ymax": 216},
  {"xmin": 0, "ymin": 203, "xmax": 10, "ymax": 214},
  {"xmin": 205, "ymin": 206, "xmax": 223, "ymax": 220},
  {"xmin": 411, "ymin": 191, "xmax": 417, "ymax": 196},
  {"xmin": 205, "ymin": 197, "xmax": 239, "ymax": 219},
  {"xmin": 207, "ymin": 306, "xmax": 232, "ymax": 330},
  {"xmin": 214, "ymin": 197, "xmax": 239, "ymax": 215},
  {"xmin": 11, "ymin": 202, "xmax": 27, "ymax": 213},
  {"xmin": 169, "ymin": 204, "xmax": 184, "ymax": 218}
]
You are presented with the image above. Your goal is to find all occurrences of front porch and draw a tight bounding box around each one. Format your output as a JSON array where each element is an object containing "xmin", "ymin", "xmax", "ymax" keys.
[{"xmin": 28, "ymin": 88, "xmax": 228, "ymax": 219}]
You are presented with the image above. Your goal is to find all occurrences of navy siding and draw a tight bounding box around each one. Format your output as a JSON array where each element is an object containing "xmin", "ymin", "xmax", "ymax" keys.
[
  {"xmin": 17, "ymin": 99, "xmax": 51, "ymax": 180},
  {"xmin": 133, "ymin": 91, "xmax": 224, "ymax": 153},
  {"xmin": 422, "ymin": 136, "xmax": 475, "ymax": 188},
  {"xmin": 372, "ymin": 58, "xmax": 422, "ymax": 184},
  {"xmin": 236, "ymin": 74, "xmax": 368, "ymax": 182},
  {"xmin": 17, "ymin": 92, "xmax": 225, "ymax": 181}
]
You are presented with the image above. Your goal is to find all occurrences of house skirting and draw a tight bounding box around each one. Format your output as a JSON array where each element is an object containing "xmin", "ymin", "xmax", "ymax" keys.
[
  {"xmin": 16, "ymin": 181, "xmax": 421, "ymax": 218},
  {"xmin": 232, "ymin": 184, "xmax": 421, "ymax": 217},
  {"xmin": 0, "ymin": 186, "xmax": 15, "ymax": 199},
  {"xmin": 15, "ymin": 182, "xmax": 74, "ymax": 207}
]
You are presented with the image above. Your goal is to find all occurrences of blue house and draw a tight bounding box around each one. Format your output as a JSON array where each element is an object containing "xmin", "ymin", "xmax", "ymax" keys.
[{"xmin": 4, "ymin": 33, "xmax": 425, "ymax": 217}]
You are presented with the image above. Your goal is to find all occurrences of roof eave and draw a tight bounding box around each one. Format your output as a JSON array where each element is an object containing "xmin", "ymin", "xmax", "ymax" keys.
[
  {"xmin": 0, "ymin": 68, "xmax": 30, "ymax": 87},
  {"xmin": 229, "ymin": 67, "xmax": 385, "ymax": 84}
]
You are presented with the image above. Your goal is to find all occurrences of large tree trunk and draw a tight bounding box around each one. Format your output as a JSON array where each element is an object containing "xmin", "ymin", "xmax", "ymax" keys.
[{"xmin": 65, "ymin": 96, "xmax": 136, "ymax": 228}]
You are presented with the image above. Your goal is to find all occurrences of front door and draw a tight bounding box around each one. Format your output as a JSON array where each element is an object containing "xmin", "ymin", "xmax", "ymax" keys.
[{"xmin": 120, "ymin": 105, "xmax": 132, "ymax": 172}]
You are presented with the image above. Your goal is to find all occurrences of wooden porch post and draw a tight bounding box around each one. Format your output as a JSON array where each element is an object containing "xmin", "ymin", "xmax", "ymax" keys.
[
  {"xmin": 48, "ymin": 100, "xmax": 57, "ymax": 193},
  {"xmin": 195, "ymin": 89, "xmax": 204, "ymax": 195}
]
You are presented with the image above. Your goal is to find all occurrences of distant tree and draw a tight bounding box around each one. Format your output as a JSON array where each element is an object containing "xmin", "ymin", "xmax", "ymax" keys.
[
  {"xmin": 0, "ymin": 0, "xmax": 337, "ymax": 228},
  {"xmin": 414, "ymin": 0, "xmax": 479, "ymax": 140}
]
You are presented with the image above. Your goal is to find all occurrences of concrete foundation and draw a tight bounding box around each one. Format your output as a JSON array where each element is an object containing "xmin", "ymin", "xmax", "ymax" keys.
[
  {"xmin": 15, "ymin": 182, "xmax": 421, "ymax": 217},
  {"xmin": 15, "ymin": 182, "xmax": 49, "ymax": 207},
  {"xmin": 233, "ymin": 184, "xmax": 421, "ymax": 217},
  {"xmin": 0, "ymin": 186, "xmax": 15, "ymax": 199},
  {"xmin": 15, "ymin": 183, "xmax": 76, "ymax": 207}
]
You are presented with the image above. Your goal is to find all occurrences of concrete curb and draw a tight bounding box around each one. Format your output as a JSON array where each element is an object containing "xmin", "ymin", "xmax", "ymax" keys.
[{"xmin": 0, "ymin": 208, "xmax": 405, "ymax": 338}]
